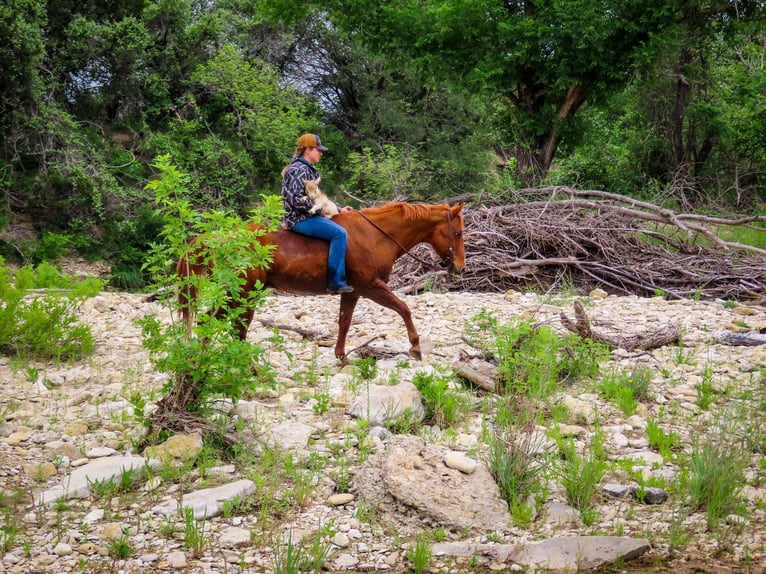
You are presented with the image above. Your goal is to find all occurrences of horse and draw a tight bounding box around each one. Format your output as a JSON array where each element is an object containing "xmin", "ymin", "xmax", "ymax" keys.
[{"xmin": 177, "ymin": 202, "xmax": 466, "ymax": 362}]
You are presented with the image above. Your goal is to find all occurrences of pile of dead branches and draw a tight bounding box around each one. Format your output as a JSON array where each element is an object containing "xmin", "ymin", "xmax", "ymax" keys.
[{"xmin": 389, "ymin": 187, "xmax": 766, "ymax": 301}]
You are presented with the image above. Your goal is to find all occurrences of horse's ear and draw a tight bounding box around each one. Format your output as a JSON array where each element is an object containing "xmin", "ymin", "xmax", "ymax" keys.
[{"xmin": 451, "ymin": 203, "xmax": 464, "ymax": 214}]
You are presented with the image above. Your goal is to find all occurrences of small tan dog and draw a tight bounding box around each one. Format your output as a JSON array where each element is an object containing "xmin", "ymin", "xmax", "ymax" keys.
[{"xmin": 303, "ymin": 178, "xmax": 339, "ymax": 217}]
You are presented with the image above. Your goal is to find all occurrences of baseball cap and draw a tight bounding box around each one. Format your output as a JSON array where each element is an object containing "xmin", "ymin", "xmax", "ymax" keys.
[{"xmin": 297, "ymin": 133, "xmax": 329, "ymax": 152}]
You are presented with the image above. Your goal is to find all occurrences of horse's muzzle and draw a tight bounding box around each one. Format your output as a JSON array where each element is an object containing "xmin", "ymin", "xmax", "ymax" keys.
[{"xmin": 447, "ymin": 261, "xmax": 466, "ymax": 276}]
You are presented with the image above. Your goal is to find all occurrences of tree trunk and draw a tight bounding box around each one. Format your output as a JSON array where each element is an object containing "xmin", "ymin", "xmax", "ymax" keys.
[{"xmin": 514, "ymin": 83, "xmax": 590, "ymax": 187}]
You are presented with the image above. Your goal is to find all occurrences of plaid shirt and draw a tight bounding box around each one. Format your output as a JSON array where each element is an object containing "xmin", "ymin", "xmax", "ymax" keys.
[{"xmin": 281, "ymin": 158, "xmax": 322, "ymax": 229}]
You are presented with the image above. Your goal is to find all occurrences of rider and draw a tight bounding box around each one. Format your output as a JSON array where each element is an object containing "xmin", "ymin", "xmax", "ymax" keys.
[{"xmin": 281, "ymin": 133, "xmax": 354, "ymax": 294}]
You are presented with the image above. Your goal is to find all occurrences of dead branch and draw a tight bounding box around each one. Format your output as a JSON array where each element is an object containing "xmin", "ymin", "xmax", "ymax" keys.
[
  {"xmin": 257, "ymin": 318, "xmax": 323, "ymax": 340},
  {"xmin": 560, "ymin": 300, "xmax": 682, "ymax": 351}
]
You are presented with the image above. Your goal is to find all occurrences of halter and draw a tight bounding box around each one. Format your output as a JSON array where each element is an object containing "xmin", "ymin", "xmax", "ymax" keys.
[{"xmin": 356, "ymin": 208, "xmax": 455, "ymax": 270}]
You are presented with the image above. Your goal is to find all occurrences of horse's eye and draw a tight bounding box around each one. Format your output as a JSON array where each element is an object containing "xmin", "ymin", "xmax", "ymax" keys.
[{"xmin": 455, "ymin": 231, "xmax": 462, "ymax": 238}]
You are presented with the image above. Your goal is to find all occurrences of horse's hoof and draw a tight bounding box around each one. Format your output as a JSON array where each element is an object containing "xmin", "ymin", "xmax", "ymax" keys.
[{"xmin": 410, "ymin": 348, "xmax": 423, "ymax": 361}]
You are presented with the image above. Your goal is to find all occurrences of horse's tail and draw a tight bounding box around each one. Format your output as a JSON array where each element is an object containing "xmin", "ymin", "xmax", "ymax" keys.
[{"xmin": 176, "ymin": 248, "xmax": 200, "ymax": 338}]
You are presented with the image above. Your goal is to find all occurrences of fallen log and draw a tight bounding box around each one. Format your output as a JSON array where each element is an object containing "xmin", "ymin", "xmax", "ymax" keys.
[
  {"xmin": 712, "ymin": 331, "xmax": 766, "ymax": 346},
  {"xmin": 452, "ymin": 356, "xmax": 499, "ymax": 393},
  {"xmin": 560, "ymin": 300, "xmax": 681, "ymax": 351}
]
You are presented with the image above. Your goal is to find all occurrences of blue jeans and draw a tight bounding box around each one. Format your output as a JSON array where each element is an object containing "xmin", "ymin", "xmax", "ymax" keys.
[{"xmin": 292, "ymin": 216, "xmax": 349, "ymax": 289}]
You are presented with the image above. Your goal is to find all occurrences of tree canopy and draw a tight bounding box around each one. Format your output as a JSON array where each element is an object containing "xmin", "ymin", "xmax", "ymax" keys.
[{"xmin": 0, "ymin": 0, "xmax": 764, "ymax": 283}]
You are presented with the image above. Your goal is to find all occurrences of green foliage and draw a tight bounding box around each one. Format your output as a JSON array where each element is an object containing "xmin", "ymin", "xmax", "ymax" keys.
[
  {"xmin": 412, "ymin": 369, "xmax": 468, "ymax": 428},
  {"xmin": 685, "ymin": 431, "xmax": 747, "ymax": 529},
  {"xmin": 646, "ymin": 418, "xmax": 681, "ymax": 459},
  {"xmin": 107, "ymin": 533, "xmax": 134, "ymax": 560},
  {"xmin": 343, "ymin": 145, "xmax": 431, "ymax": 201},
  {"xmin": 272, "ymin": 529, "xmax": 331, "ymax": 574},
  {"xmin": 595, "ymin": 365, "xmax": 654, "ymax": 415},
  {"xmin": 351, "ymin": 357, "xmax": 378, "ymax": 381},
  {"xmin": 406, "ymin": 535, "xmax": 433, "ymax": 574},
  {"xmin": 139, "ymin": 156, "xmax": 282, "ymax": 423},
  {"xmin": 465, "ymin": 310, "xmax": 608, "ymax": 399},
  {"xmin": 695, "ymin": 366, "xmax": 717, "ymax": 410},
  {"xmin": 331, "ymin": 0, "xmax": 680, "ymax": 184},
  {"xmin": 183, "ymin": 506, "xmax": 207, "ymax": 558},
  {"xmin": 487, "ymin": 416, "xmax": 548, "ymax": 526},
  {"xmin": 556, "ymin": 432, "xmax": 607, "ymax": 526},
  {"xmin": 2, "ymin": 0, "xmax": 764, "ymax": 272},
  {"xmin": 0, "ymin": 258, "xmax": 101, "ymax": 360}
]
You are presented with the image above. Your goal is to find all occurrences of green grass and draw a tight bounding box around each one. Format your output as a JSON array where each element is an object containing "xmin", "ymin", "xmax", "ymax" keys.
[{"xmin": 595, "ymin": 365, "xmax": 653, "ymax": 415}]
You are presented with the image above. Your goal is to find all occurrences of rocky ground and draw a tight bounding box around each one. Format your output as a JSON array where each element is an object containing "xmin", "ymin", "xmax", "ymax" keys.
[{"xmin": 1, "ymin": 284, "xmax": 765, "ymax": 573}]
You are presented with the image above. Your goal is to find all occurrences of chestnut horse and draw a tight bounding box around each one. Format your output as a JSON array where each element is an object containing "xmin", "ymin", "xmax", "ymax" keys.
[{"xmin": 178, "ymin": 202, "xmax": 465, "ymax": 362}]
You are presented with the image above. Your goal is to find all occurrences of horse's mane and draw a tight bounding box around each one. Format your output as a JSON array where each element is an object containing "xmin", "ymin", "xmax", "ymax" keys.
[{"xmin": 361, "ymin": 202, "xmax": 443, "ymax": 221}]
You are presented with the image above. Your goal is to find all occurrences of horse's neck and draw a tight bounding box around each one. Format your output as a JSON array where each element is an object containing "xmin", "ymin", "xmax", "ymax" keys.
[{"xmin": 369, "ymin": 203, "xmax": 440, "ymax": 249}]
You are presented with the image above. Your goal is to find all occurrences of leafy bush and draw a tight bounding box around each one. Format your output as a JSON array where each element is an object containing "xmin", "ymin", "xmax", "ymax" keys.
[
  {"xmin": 137, "ymin": 156, "xmax": 282, "ymax": 437},
  {"xmin": 0, "ymin": 258, "xmax": 101, "ymax": 360}
]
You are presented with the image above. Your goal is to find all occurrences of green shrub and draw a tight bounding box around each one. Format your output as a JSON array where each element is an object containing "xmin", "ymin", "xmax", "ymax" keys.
[
  {"xmin": 137, "ymin": 156, "xmax": 282, "ymax": 437},
  {"xmin": 412, "ymin": 369, "xmax": 469, "ymax": 428},
  {"xmin": 465, "ymin": 310, "xmax": 608, "ymax": 399},
  {"xmin": 0, "ymin": 258, "xmax": 101, "ymax": 360}
]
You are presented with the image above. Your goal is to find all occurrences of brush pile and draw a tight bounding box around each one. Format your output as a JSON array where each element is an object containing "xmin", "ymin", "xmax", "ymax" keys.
[{"xmin": 390, "ymin": 187, "xmax": 766, "ymax": 301}]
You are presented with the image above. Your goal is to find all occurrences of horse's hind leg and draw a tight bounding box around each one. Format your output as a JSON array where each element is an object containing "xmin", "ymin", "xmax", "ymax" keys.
[
  {"xmin": 335, "ymin": 293, "xmax": 360, "ymax": 363},
  {"xmin": 210, "ymin": 286, "xmax": 256, "ymax": 341},
  {"xmin": 363, "ymin": 279, "xmax": 422, "ymax": 361}
]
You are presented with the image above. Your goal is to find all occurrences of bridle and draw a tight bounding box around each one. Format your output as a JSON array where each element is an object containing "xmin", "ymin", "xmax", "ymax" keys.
[{"xmin": 356, "ymin": 208, "xmax": 456, "ymax": 270}]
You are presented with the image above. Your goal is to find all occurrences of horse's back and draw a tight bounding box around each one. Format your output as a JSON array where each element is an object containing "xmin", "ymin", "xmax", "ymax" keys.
[{"xmin": 255, "ymin": 214, "xmax": 379, "ymax": 294}]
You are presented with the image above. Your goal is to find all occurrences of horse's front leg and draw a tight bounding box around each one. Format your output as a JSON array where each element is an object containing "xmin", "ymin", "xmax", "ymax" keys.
[
  {"xmin": 335, "ymin": 293, "xmax": 360, "ymax": 363},
  {"xmin": 364, "ymin": 280, "xmax": 422, "ymax": 361}
]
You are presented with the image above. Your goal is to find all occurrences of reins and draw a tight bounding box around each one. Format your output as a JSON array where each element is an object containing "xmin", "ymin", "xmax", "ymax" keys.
[{"xmin": 355, "ymin": 207, "xmax": 454, "ymax": 270}]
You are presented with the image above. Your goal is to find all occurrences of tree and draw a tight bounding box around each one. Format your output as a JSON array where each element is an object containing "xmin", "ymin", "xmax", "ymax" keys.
[{"xmin": 328, "ymin": 0, "xmax": 685, "ymax": 186}]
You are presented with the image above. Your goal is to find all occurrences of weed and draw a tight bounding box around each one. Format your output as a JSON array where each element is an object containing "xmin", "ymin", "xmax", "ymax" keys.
[
  {"xmin": 272, "ymin": 529, "xmax": 330, "ymax": 574},
  {"xmin": 293, "ymin": 471, "xmax": 315, "ymax": 510},
  {"xmin": 695, "ymin": 365, "xmax": 717, "ymax": 410},
  {"xmin": 158, "ymin": 516, "xmax": 175, "ymax": 539},
  {"xmin": 557, "ymin": 432, "xmax": 606, "ymax": 526},
  {"xmin": 412, "ymin": 369, "xmax": 469, "ymax": 428},
  {"xmin": 646, "ymin": 418, "xmax": 681, "ymax": 459},
  {"xmin": 487, "ymin": 415, "xmax": 548, "ymax": 526},
  {"xmin": 686, "ymin": 429, "xmax": 746, "ymax": 529},
  {"xmin": 352, "ymin": 357, "xmax": 378, "ymax": 381},
  {"xmin": 331, "ymin": 458, "xmax": 352, "ymax": 493},
  {"xmin": 596, "ymin": 370, "xmax": 635, "ymax": 415},
  {"xmin": 406, "ymin": 535, "xmax": 433, "ymax": 574},
  {"xmin": 0, "ymin": 518, "xmax": 18, "ymax": 553},
  {"xmin": 672, "ymin": 341, "xmax": 696, "ymax": 366},
  {"xmin": 183, "ymin": 506, "xmax": 207, "ymax": 557},
  {"xmin": 466, "ymin": 311, "xmax": 607, "ymax": 400},
  {"xmin": 312, "ymin": 387, "xmax": 331, "ymax": 415},
  {"xmin": 107, "ymin": 533, "xmax": 134, "ymax": 560}
]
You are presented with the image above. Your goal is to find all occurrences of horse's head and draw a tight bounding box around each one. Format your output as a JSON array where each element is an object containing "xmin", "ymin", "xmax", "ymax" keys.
[{"xmin": 435, "ymin": 203, "xmax": 466, "ymax": 275}]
